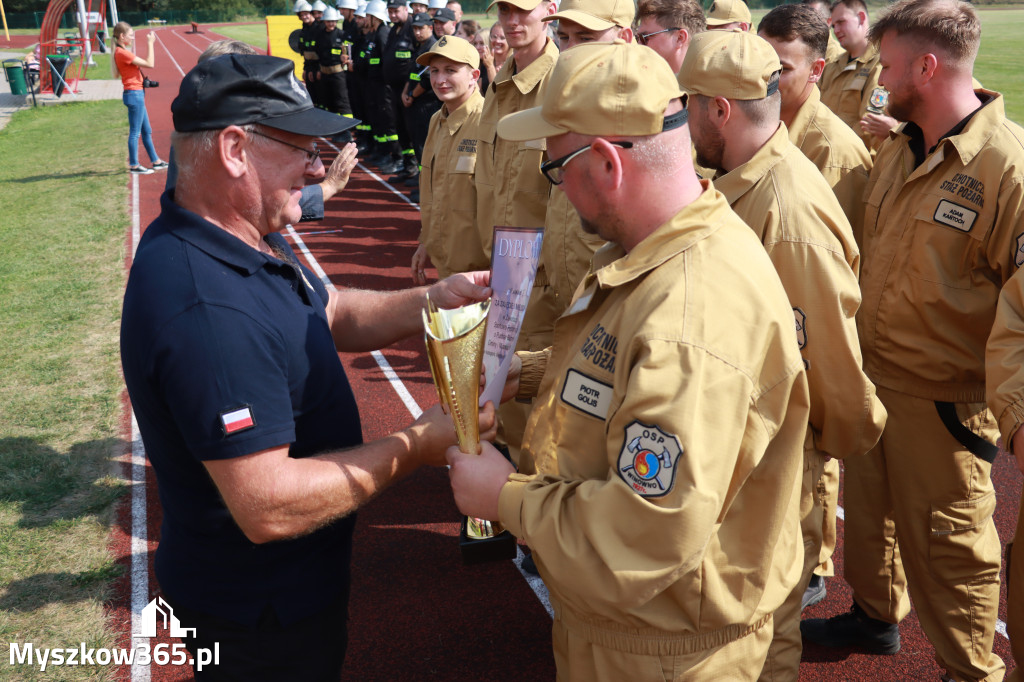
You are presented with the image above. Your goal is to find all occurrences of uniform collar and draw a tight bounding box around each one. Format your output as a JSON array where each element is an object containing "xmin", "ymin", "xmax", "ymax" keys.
[
  {"xmin": 155, "ymin": 190, "xmax": 290, "ymax": 276},
  {"xmin": 592, "ymin": 180, "xmax": 729, "ymax": 289},
  {"xmin": 842, "ymin": 42, "xmax": 877, "ymax": 69},
  {"xmin": 895, "ymin": 90, "xmax": 1001, "ymax": 168},
  {"xmin": 441, "ymin": 90, "xmax": 484, "ymax": 135},
  {"xmin": 786, "ymin": 83, "xmax": 822, "ymax": 149},
  {"xmin": 712, "ymin": 123, "xmax": 792, "ymax": 236},
  {"xmin": 505, "ymin": 38, "xmax": 558, "ymax": 96}
]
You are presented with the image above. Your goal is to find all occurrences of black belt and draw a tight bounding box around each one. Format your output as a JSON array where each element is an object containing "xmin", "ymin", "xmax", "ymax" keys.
[{"xmin": 935, "ymin": 401, "xmax": 999, "ymax": 463}]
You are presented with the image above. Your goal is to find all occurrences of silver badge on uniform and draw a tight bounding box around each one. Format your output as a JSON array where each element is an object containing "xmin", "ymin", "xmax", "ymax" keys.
[
  {"xmin": 867, "ymin": 87, "xmax": 889, "ymax": 114},
  {"xmin": 617, "ymin": 421, "xmax": 683, "ymax": 498}
]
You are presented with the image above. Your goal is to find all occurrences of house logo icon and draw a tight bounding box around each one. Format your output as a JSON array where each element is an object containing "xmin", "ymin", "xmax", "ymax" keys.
[{"xmin": 132, "ymin": 597, "xmax": 197, "ymax": 639}]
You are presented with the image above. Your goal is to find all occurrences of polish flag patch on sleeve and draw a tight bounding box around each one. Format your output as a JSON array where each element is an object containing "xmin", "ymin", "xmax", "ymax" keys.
[{"xmin": 220, "ymin": 406, "xmax": 256, "ymax": 436}]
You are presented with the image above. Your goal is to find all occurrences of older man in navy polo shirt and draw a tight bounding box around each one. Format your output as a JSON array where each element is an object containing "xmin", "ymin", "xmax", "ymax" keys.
[{"xmin": 120, "ymin": 54, "xmax": 495, "ymax": 681}]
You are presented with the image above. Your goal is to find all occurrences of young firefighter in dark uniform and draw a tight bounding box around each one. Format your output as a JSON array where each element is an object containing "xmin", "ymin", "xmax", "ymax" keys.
[
  {"xmin": 350, "ymin": 3, "xmax": 374, "ymax": 152},
  {"xmin": 340, "ymin": 0, "xmax": 367, "ymax": 146},
  {"xmin": 300, "ymin": 1, "xmax": 325, "ymax": 108},
  {"xmin": 364, "ymin": 0, "xmax": 400, "ymax": 170},
  {"xmin": 382, "ymin": 0, "xmax": 419, "ymax": 177},
  {"xmin": 401, "ymin": 12, "xmax": 439, "ymax": 191},
  {"xmin": 318, "ymin": 6, "xmax": 354, "ymax": 127}
]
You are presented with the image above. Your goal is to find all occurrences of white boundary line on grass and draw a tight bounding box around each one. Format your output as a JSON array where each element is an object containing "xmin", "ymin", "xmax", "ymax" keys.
[{"xmin": 129, "ymin": 177, "xmax": 150, "ymax": 682}]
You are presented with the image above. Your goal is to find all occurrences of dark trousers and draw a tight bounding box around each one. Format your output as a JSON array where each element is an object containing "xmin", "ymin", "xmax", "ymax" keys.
[
  {"xmin": 165, "ymin": 592, "xmax": 349, "ymax": 682},
  {"xmin": 387, "ymin": 81, "xmax": 415, "ymax": 162},
  {"xmin": 369, "ymin": 77, "xmax": 400, "ymax": 156},
  {"xmin": 404, "ymin": 97, "xmax": 440, "ymax": 164},
  {"xmin": 304, "ymin": 69, "xmax": 323, "ymax": 109},
  {"xmin": 320, "ymin": 70, "xmax": 352, "ymax": 117}
]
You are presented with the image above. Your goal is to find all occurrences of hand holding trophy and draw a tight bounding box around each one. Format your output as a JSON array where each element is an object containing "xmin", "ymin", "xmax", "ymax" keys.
[{"xmin": 423, "ymin": 296, "xmax": 517, "ymax": 563}]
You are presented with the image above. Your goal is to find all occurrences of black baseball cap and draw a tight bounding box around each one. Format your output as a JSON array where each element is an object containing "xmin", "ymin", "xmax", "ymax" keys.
[
  {"xmin": 172, "ymin": 54, "xmax": 359, "ymax": 136},
  {"xmin": 433, "ymin": 7, "xmax": 457, "ymax": 21},
  {"xmin": 386, "ymin": 0, "xmax": 407, "ymax": 8},
  {"xmin": 411, "ymin": 11, "xmax": 432, "ymax": 25}
]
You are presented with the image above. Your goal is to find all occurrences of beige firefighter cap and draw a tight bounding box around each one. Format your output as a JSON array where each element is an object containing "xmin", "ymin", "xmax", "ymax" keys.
[
  {"xmin": 487, "ymin": 0, "xmax": 543, "ymax": 12},
  {"xmin": 544, "ymin": 0, "xmax": 635, "ymax": 31},
  {"xmin": 678, "ymin": 30, "xmax": 781, "ymax": 100},
  {"xmin": 705, "ymin": 0, "xmax": 751, "ymax": 26},
  {"xmin": 415, "ymin": 34, "xmax": 481, "ymax": 69},
  {"xmin": 497, "ymin": 40, "xmax": 686, "ymax": 141}
]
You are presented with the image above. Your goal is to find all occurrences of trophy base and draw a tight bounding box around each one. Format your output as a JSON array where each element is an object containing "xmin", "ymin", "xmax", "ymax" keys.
[{"xmin": 459, "ymin": 516, "xmax": 517, "ymax": 565}]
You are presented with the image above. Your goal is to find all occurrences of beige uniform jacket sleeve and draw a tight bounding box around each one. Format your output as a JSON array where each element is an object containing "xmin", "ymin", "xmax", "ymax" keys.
[
  {"xmin": 719, "ymin": 130, "xmax": 884, "ymax": 460},
  {"xmin": 987, "ymin": 264, "xmax": 1024, "ymax": 446},
  {"xmin": 766, "ymin": 238, "xmax": 883, "ymax": 458},
  {"xmin": 500, "ymin": 337, "xmax": 803, "ymax": 619}
]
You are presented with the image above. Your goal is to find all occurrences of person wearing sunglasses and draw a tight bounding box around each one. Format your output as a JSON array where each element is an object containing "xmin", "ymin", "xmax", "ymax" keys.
[
  {"xmin": 448, "ymin": 40, "xmax": 811, "ymax": 681},
  {"xmin": 680, "ymin": 30, "xmax": 885, "ymax": 681},
  {"xmin": 633, "ymin": 0, "xmax": 704, "ymax": 74}
]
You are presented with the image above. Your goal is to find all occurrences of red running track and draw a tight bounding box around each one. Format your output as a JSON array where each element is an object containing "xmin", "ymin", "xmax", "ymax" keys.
[{"xmin": 103, "ymin": 23, "xmax": 1022, "ymax": 682}]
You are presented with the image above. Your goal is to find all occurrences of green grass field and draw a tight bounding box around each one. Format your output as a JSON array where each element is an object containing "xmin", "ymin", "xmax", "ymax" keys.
[
  {"xmin": 0, "ymin": 100, "xmax": 129, "ymax": 681},
  {"xmin": 1, "ymin": 8, "xmax": 1024, "ymax": 679}
]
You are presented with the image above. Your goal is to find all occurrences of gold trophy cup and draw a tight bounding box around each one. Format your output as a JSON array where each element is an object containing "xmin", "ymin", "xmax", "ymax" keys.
[{"xmin": 423, "ymin": 296, "xmax": 517, "ymax": 563}]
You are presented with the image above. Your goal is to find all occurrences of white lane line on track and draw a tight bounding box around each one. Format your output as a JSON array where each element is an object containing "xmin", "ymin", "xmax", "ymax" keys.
[
  {"xmin": 283, "ymin": 224, "xmax": 423, "ymax": 419},
  {"xmin": 153, "ymin": 29, "xmax": 186, "ymax": 77},
  {"xmin": 129, "ymin": 178, "xmax": 150, "ymax": 682},
  {"xmin": 129, "ymin": 414, "xmax": 151, "ymax": 682},
  {"xmin": 172, "ymin": 29, "xmax": 204, "ymax": 54}
]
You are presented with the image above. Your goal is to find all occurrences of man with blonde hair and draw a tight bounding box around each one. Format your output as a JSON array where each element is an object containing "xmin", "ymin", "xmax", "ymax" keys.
[
  {"xmin": 448, "ymin": 40, "xmax": 809, "ymax": 681},
  {"xmin": 803, "ymin": 3, "xmax": 1024, "ymax": 679}
]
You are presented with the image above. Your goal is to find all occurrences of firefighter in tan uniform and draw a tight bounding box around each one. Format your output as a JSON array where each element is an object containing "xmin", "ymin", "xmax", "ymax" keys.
[
  {"xmin": 802, "ymin": 2, "xmax": 1024, "ymax": 680},
  {"xmin": 680, "ymin": 30, "xmax": 885, "ymax": 681},
  {"xmin": 759, "ymin": 4, "xmax": 871, "ymax": 247},
  {"xmin": 542, "ymin": 0, "xmax": 634, "ymax": 314},
  {"xmin": 818, "ymin": 0, "xmax": 883, "ymax": 151},
  {"xmin": 757, "ymin": 3, "xmax": 873, "ymax": 615},
  {"xmin": 986, "ymin": 267, "xmax": 1024, "ymax": 682},
  {"xmin": 447, "ymin": 41, "xmax": 810, "ymax": 681},
  {"xmin": 474, "ymin": 0, "xmax": 559, "ymax": 465},
  {"xmin": 410, "ymin": 37, "xmax": 488, "ymax": 283}
]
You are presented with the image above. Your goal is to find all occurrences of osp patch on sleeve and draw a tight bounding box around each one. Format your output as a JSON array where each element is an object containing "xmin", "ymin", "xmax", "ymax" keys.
[
  {"xmin": 617, "ymin": 421, "xmax": 684, "ymax": 498},
  {"xmin": 220, "ymin": 405, "xmax": 256, "ymax": 436}
]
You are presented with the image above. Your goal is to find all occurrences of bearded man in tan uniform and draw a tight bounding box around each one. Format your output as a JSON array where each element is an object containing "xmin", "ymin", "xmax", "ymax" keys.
[
  {"xmin": 802, "ymin": 2, "xmax": 1024, "ymax": 680},
  {"xmin": 447, "ymin": 40, "xmax": 810, "ymax": 682},
  {"xmin": 680, "ymin": 29, "xmax": 885, "ymax": 681}
]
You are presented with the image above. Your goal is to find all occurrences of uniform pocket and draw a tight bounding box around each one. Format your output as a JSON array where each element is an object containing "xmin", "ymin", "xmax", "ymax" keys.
[
  {"xmin": 908, "ymin": 192, "xmax": 989, "ymax": 290},
  {"xmin": 929, "ymin": 490, "xmax": 998, "ymax": 578}
]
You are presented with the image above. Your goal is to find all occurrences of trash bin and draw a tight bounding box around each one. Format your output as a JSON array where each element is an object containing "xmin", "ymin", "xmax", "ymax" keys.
[
  {"xmin": 47, "ymin": 55, "xmax": 70, "ymax": 97},
  {"xmin": 3, "ymin": 59, "xmax": 27, "ymax": 96}
]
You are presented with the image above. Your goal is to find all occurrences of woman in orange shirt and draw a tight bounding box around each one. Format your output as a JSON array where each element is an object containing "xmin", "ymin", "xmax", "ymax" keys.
[{"xmin": 112, "ymin": 22, "xmax": 166, "ymax": 174}]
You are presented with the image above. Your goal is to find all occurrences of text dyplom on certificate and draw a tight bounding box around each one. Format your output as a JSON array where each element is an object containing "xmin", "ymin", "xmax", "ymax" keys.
[{"xmin": 479, "ymin": 226, "xmax": 544, "ymax": 408}]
